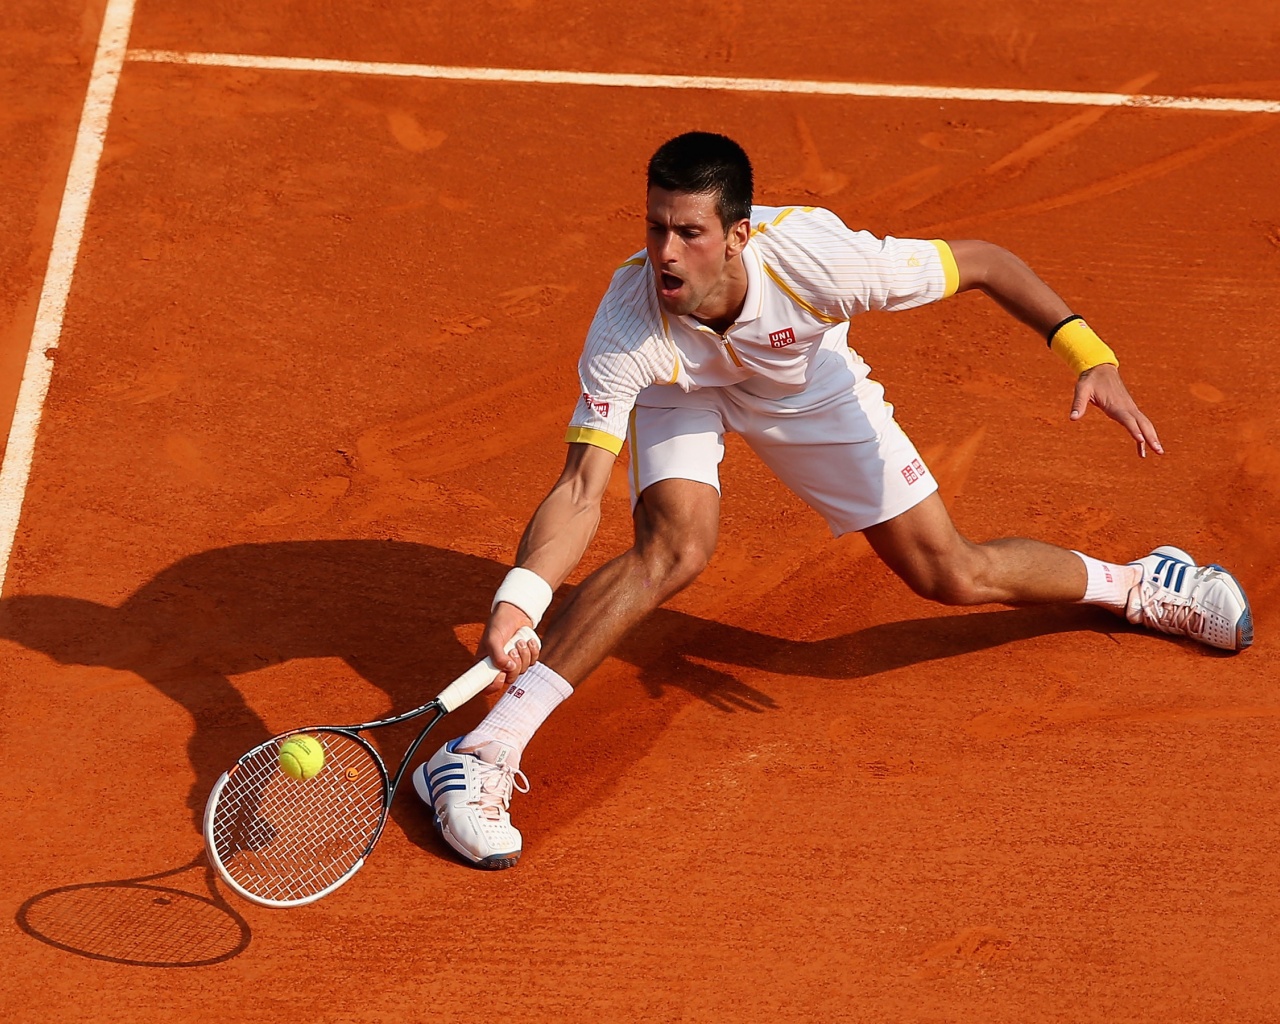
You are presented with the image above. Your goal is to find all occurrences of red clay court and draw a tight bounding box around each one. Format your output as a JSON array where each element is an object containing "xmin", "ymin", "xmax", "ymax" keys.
[{"xmin": 2, "ymin": 1, "xmax": 1279, "ymax": 1020}]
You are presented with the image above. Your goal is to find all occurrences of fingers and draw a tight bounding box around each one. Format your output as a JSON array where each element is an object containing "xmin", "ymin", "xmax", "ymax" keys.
[
  {"xmin": 1069, "ymin": 385, "xmax": 1090, "ymax": 421},
  {"xmin": 1108, "ymin": 406, "xmax": 1161, "ymax": 458},
  {"xmin": 480, "ymin": 607, "xmax": 541, "ymax": 691},
  {"xmin": 1070, "ymin": 366, "xmax": 1164, "ymax": 457},
  {"xmin": 1135, "ymin": 411, "xmax": 1164, "ymax": 457},
  {"xmin": 505, "ymin": 634, "xmax": 542, "ymax": 679}
]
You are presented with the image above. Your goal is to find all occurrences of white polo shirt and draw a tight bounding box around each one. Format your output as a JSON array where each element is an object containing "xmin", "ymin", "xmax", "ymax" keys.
[{"xmin": 566, "ymin": 205, "xmax": 959, "ymax": 455}]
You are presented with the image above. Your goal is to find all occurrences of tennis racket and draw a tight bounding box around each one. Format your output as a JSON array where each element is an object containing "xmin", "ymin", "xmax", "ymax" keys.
[{"xmin": 203, "ymin": 627, "xmax": 537, "ymax": 908}]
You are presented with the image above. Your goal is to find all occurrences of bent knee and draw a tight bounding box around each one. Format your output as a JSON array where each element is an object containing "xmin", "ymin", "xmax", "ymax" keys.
[
  {"xmin": 634, "ymin": 528, "xmax": 715, "ymax": 594},
  {"xmin": 898, "ymin": 553, "xmax": 990, "ymax": 606},
  {"xmin": 908, "ymin": 572, "xmax": 985, "ymax": 606}
]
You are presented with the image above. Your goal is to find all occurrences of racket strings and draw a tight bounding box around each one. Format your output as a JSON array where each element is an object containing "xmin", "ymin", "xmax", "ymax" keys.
[{"xmin": 209, "ymin": 732, "xmax": 388, "ymax": 903}]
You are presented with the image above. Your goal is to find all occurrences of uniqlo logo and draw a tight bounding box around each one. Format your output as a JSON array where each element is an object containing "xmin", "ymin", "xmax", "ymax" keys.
[
  {"xmin": 901, "ymin": 458, "xmax": 927, "ymax": 485},
  {"xmin": 769, "ymin": 327, "xmax": 797, "ymax": 349},
  {"xmin": 582, "ymin": 392, "xmax": 609, "ymax": 417},
  {"xmin": 508, "ymin": 686, "xmax": 525, "ymax": 698}
]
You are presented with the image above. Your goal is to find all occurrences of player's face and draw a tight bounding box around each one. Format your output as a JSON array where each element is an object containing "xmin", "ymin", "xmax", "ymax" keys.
[{"xmin": 645, "ymin": 187, "xmax": 749, "ymax": 322}]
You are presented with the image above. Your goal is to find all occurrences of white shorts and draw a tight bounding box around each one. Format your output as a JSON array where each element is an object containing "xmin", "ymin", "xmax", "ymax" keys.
[{"xmin": 627, "ymin": 347, "xmax": 938, "ymax": 536}]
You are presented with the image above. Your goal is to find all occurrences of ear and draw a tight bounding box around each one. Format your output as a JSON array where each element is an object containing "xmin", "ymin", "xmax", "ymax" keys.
[{"xmin": 724, "ymin": 218, "xmax": 751, "ymax": 257}]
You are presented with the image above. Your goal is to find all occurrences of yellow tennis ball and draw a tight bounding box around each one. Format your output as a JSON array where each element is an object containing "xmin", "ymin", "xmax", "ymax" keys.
[{"xmin": 278, "ymin": 735, "xmax": 325, "ymax": 780}]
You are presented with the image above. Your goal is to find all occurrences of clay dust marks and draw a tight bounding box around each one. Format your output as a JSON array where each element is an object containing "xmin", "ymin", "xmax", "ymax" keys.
[
  {"xmin": 921, "ymin": 115, "xmax": 1276, "ymax": 235},
  {"xmin": 716, "ymin": 427, "xmax": 990, "ymax": 648},
  {"xmin": 162, "ymin": 434, "xmax": 219, "ymax": 487},
  {"xmin": 965, "ymin": 681, "xmax": 1280, "ymax": 742},
  {"xmin": 691, "ymin": 501, "xmax": 833, "ymax": 623},
  {"xmin": 928, "ymin": 426, "xmax": 986, "ymax": 508},
  {"xmin": 1216, "ymin": 419, "xmax": 1280, "ymax": 610},
  {"xmin": 854, "ymin": 165, "xmax": 945, "ymax": 215},
  {"xmin": 242, "ymin": 475, "xmax": 350, "ymax": 528},
  {"xmin": 338, "ymin": 370, "xmax": 567, "ymax": 527},
  {"xmin": 354, "ymin": 375, "xmax": 564, "ymax": 483},
  {"xmin": 90, "ymin": 366, "xmax": 184, "ymax": 405},
  {"xmin": 383, "ymin": 109, "xmax": 446, "ymax": 153},
  {"xmin": 882, "ymin": 73, "xmax": 1159, "ymax": 218},
  {"xmin": 775, "ymin": 116, "xmax": 849, "ymax": 198},
  {"xmin": 1191, "ymin": 79, "xmax": 1280, "ymax": 97},
  {"xmin": 235, "ymin": 280, "xmax": 576, "ymax": 531},
  {"xmin": 0, "ymin": 0, "xmax": 137, "ymax": 593},
  {"xmin": 1189, "ymin": 382, "xmax": 1225, "ymax": 403},
  {"xmin": 919, "ymin": 925, "xmax": 1013, "ymax": 964},
  {"xmin": 983, "ymin": 72, "xmax": 1162, "ymax": 177}
]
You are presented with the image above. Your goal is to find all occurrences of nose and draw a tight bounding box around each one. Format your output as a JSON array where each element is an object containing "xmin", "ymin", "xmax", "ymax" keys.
[{"xmin": 654, "ymin": 228, "xmax": 679, "ymax": 265}]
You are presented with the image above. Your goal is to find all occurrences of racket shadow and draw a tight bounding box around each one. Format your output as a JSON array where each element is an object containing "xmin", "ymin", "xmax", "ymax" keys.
[{"xmin": 15, "ymin": 853, "xmax": 251, "ymax": 968}]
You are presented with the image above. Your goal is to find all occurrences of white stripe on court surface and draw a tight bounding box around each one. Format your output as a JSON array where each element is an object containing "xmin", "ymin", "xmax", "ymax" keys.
[
  {"xmin": 127, "ymin": 49, "xmax": 1280, "ymax": 115},
  {"xmin": 0, "ymin": 0, "xmax": 138, "ymax": 593}
]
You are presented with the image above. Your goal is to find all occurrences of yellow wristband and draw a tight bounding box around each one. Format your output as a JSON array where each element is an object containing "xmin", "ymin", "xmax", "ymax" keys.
[{"xmin": 1048, "ymin": 315, "xmax": 1119, "ymax": 376}]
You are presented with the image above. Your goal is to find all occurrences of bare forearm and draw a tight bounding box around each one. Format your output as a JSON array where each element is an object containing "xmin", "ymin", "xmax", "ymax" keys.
[
  {"xmin": 510, "ymin": 441, "xmax": 614, "ymax": 589},
  {"xmin": 949, "ymin": 239, "xmax": 1071, "ymax": 335},
  {"xmin": 946, "ymin": 238, "xmax": 1160, "ymax": 456},
  {"xmin": 481, "ymin": 443, "xmax": 614, "ymax": 682},
  {"xmin": 514, "ymin": 484, "xmax": 602, "ymax": 590}
]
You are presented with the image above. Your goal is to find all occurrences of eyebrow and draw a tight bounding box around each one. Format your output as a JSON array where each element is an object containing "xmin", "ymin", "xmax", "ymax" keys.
[{"xmin": 646, "ymin": 215, "xmax": 709, "ymax": 230}]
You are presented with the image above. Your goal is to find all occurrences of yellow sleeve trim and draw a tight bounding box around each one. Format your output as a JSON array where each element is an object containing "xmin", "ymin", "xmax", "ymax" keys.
[
  {"xmin": 619, "ymin": 256, "xmax": 646, "ymax": 269},
  {"xmin": 762, "ymin": 263, "xmax": 845, "ymax": 324},
  {"xmin": 565, "ymin": 426, "xmax": 625, "ymax": 455},
  {"xmin": 750, "ymin": 206, "xmax": 816, "ymax": 238},
  {"xmin": 929, "ymin": 240, "xmax": 960, "ymax": 298}
]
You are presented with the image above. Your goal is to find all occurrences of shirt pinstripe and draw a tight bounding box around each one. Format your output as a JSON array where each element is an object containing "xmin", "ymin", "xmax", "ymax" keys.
[{"xmin": 566, "ymin": 205, "xmax": 958, "ymax": 454}]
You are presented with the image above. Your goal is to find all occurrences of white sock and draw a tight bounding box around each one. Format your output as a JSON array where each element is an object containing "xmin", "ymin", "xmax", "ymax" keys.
[
  {"xmin": 1072, "ymin": 551, "xmax": 1141, "ymax": 610},
  {"xmin": 459, "ymin": 661, "xmax": 573, "ymax": 770}
]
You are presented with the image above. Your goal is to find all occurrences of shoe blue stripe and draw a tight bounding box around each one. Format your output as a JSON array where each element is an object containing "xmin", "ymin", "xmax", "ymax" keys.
[
  {"xmin": 430, "ymin": 783, "xmax": 468, "ymax": 798},
  {"xmin": 429, "ymin": 761, "xmax": 463, "ymax": 780},
  {"xmin": 426, "ymin": 772, "xmax": 465, "ymax": 798},
  {"xmin": 1173, "ymin": 564, "xmax": 1187, "ymax": 591}
]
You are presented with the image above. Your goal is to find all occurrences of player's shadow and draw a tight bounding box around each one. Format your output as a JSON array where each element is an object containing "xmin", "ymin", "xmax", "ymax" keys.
[{"xmin": 0, "ymin": 540, "xmax": 1105, "ymax": 861}]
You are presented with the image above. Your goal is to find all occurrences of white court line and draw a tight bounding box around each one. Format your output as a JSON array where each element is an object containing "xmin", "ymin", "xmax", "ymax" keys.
[
  {"xmin": 0, "ymin": 0, "xmax": 138, "ymax": 593},
  {"xmin": 127, "ymin": 49, "xmax": 1280, "ymax": 115}
]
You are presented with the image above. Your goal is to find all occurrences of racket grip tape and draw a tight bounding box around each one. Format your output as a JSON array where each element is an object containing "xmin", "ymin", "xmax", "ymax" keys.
[{"xmin": 435, "ymin": 626, "xmax": 539, "ymax": 713}]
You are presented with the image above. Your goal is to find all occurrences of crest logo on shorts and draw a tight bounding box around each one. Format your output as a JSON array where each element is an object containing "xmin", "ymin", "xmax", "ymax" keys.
[
  {"xmin": 768, "ymin": 327, "xmax": 797, "ymax": 349},
  {"xmin": 582, "ymin": 393, "xmax": 610, "ymax": 417},
  {"xmin": 900, "ymin": 459, "xmax": 927, "ymax": 485}
]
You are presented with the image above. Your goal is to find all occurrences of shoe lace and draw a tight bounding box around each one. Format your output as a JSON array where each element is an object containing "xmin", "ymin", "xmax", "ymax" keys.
[
  {"xmin": 1136, "ymin": 580, "xmax": 1205, "ymax": 635},
  {"xmin": 473, "ymin": 761, "xmax": 530, "ymax": 821}
]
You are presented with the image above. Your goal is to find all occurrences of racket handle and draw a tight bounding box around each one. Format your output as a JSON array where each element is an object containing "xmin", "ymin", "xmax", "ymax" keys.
[{"xmin": 435, "ymin": 626, "xmax": 540, "ymax": 713}]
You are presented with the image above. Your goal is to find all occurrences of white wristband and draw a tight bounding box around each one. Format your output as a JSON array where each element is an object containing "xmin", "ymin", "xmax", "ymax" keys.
[{"xmin": 491, "ymin": 567, "xmax": 554, "ymax": 628}]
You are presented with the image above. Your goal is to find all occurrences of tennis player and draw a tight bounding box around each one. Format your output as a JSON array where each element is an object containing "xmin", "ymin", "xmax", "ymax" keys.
[{"xmin": 414, "ymin": 132, "xmax": 1252, "ymax": 870}]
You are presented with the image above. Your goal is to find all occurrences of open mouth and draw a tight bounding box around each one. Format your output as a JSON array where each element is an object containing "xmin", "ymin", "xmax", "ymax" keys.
[{"xmin": 659, "ymin": 271, "xmax": 683, "ymax": 296}]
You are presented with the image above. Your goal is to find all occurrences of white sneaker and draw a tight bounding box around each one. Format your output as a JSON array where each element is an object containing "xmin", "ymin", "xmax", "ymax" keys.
[
  {"xmin": 1125, "ymin": 545, "xmax": 1253, "ymax": 651},
  {"xmin": 413, "ymin": 739, "xmax": 529, "ymax": 869}
]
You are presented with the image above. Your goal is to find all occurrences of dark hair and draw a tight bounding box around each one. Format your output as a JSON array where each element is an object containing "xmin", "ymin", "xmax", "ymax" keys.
[{"xmin": 647, "ymin": 132, "xmax": 754, "ymax": 229}]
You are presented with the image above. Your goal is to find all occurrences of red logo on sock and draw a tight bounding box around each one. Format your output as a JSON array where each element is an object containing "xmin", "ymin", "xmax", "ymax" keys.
[{"xmin": 508, "ymin": 686, "xmax": 525, "ymax": 698}]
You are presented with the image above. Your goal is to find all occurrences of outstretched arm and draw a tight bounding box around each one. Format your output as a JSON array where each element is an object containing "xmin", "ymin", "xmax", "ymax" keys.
[
  {"xmin": 947, "ymin": 239, "xmax": 1163, "ymax": 457},
  {"xmin": 481, "ymin": 441, "xmax": 616, "ymax": 685}
]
